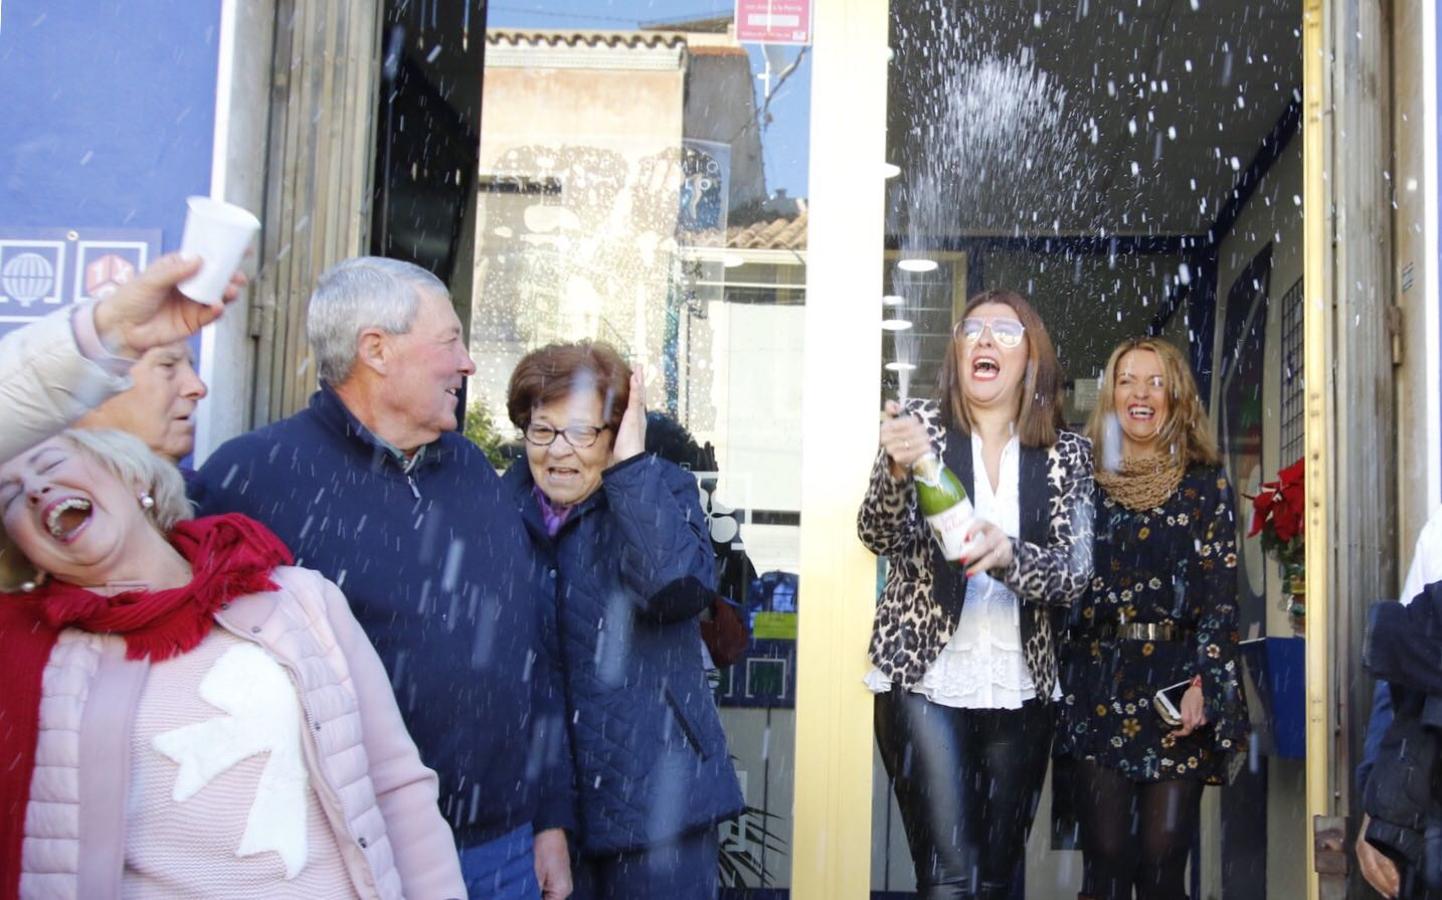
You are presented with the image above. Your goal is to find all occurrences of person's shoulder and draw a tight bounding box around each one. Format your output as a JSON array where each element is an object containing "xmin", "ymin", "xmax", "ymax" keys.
[
  {"xmin": 1053, "ymin": 429, "xmax": 1092, "ymax": 454},
  {"xmin": 1049, "ymin": 429, "xmax": 1094, "ymax": 472},
  {"xmin": 1181, "ymin": 463, "xmax": 1234, "ymax": 507},
  {"xmin": 651, "ymin": 453, "xmax": 702, "ymax": 490},
  {"xmin": 206, "ymin": 409, "xmax": 321, "ymax": 464}
]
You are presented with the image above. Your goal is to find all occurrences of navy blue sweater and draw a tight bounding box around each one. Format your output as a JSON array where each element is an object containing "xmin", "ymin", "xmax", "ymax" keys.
[{"xmin": 193, "ymin": 387, "xmax": 575, "ymax": 848}]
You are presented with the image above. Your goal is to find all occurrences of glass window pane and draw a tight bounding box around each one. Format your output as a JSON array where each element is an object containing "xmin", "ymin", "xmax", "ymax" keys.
[{"xmin": 476, "ymin": 5, "xmax": 810, "ymax": 891}]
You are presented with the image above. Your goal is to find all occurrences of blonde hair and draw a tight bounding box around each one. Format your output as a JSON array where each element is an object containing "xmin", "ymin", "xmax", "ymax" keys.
[
  {"xmin": 1085, "ymin": 337, "xmax": 1221, "ymax": 469},
  {"xmin": 0, "ymin": 429, "xmax": 192, "ymax": 590}
]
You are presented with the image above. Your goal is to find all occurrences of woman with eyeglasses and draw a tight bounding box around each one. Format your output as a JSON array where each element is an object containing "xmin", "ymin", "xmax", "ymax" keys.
[
  {"xmin": 502, "ymin": 341, "xmax": 743, "ymax": 900},
  {"xmin": 859, "ymin": 288, "xmax": 1094, "ymax": 900},
  {"xmin": 1056, "ymin": 337, "xmax": 1247, "ymax": 899}
]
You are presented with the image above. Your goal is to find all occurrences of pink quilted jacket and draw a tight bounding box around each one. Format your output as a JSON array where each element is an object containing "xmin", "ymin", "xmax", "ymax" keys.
[{"xmin": 18, "ymin": 565, "xmax": 464, "ymax": 899}]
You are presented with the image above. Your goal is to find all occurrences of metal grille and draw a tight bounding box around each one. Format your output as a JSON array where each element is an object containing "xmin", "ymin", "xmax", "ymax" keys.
[{"xmin": 1279, "ymin": 277, "xmax": 1305, "ymax": 462}]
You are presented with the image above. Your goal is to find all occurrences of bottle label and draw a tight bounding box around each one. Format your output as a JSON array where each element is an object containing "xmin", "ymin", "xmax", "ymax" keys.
[{"xmin": 924, "ymin": 499, "xmax": 975, "ymax": 561}]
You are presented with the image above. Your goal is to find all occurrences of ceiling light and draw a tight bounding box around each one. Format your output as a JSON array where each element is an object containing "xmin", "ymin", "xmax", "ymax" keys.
[{"xmin": 897, "ymin": 258, "xmax": 938, "ymax": 273}]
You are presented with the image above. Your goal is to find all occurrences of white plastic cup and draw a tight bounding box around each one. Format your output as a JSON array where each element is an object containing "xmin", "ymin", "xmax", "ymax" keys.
[{"xmin": 177, "ymin": 196, "xmax": 261, "ymax": 304}]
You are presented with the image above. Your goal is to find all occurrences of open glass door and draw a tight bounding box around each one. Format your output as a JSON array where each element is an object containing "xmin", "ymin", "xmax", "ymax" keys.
[{"xmin": 872, "ymin": 2, "xmax": 1307, "ymax": 897}]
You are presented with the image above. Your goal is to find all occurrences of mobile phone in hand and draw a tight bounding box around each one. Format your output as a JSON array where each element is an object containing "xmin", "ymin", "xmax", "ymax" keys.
[{"xmin": 1154, "ymin": 679, "xmax": 1193, "ymax": 727}]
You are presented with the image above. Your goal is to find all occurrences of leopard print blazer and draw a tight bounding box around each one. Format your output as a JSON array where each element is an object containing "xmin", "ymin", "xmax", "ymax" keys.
[{"xmin": 857, "ymin": 399, "xmax": 1095, "ymax": 699}]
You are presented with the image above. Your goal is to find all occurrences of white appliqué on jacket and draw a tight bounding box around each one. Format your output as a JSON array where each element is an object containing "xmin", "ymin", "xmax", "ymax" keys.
[{"xmin": 152, "ymin": 643, "xmax": 310, "ymax": 879}]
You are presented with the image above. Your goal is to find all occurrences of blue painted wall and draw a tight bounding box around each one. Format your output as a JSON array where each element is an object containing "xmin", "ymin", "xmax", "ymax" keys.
[{"xmin": 0, "ymin": 1, "xmax": 222, "ymax": 246}]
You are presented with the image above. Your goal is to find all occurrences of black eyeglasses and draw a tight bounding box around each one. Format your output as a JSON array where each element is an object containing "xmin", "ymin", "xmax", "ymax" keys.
[{"xmin": 523, "ymin": 423, "xmax": 611, "ymax": 449}]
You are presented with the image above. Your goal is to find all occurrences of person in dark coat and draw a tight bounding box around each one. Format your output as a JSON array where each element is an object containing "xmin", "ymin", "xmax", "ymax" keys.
[
  {"xmin": 1058, "ymin": 337, "xmax": 1248, "ymax": 900},
  {"xmin": 193, "ymin": 257, "xmax": 574, "ymax": 900},
  {"xmin": 503, "ymin": 341, "xmax": 743, "ymax": 900}
]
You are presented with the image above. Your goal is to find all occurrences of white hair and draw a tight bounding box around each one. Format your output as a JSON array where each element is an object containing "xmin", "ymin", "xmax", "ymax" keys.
[
  {"xmin": 0, "ymin": 429, "xmax": 192, "ymax": 591},
  {"xmin": 306, "ymin": 256, "xmax": 449, "ymax": 385}
]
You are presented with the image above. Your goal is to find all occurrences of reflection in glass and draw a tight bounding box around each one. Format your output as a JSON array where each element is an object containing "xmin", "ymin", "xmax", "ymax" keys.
[{"xmin": 477, "ymin": 5, "xmax": 811, "ymax": 892}]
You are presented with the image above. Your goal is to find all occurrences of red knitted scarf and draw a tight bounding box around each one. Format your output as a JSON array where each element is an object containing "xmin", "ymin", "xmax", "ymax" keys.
[{"xmin": 0, "ymin": 513, "xmax": 292, "ymax": 899}]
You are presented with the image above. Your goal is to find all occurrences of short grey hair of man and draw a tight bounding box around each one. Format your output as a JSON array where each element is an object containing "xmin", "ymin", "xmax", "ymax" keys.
[
  {"xmin": 306, "ymin": 256, "xmax": 449, "ymax": 385},
  {"xmin": 0, "ymin": 429, "xmax": 192, "ymax": 591}
]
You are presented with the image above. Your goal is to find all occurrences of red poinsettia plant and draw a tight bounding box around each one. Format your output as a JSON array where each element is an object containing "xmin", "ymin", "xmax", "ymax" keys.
[{"xmin": 1246, "ymin": 458, "xmax": 1305, "ymax": 566}]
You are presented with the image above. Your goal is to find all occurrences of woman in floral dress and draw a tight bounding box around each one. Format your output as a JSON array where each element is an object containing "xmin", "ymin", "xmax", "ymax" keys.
[{"xmin": 1058, "ymin": 337, "xmax": 1248, "ymax": 900}]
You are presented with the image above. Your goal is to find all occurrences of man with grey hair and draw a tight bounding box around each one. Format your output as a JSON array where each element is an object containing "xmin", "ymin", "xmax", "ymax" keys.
[{"xmin": 195, "ymin": 257, "xmax": 576, "ymax": 899}]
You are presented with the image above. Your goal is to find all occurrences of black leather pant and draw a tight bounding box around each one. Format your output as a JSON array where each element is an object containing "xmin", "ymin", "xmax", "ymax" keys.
[{"xmin": 875, "ymin": 690, "xmax": 1053, "ymax": 900}]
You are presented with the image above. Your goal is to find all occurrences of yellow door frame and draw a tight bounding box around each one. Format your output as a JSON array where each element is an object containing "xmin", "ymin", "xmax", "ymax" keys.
[
  {"xmin": 1302, "ymin": 0, "xmax": 1333, "ymax": 897},
  {"xmin": 791, "ymin": 0, "xmax": 888, "ymax": 896}
]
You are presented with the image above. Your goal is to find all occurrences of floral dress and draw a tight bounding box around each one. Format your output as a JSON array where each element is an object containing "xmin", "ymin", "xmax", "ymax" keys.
[{"xmin": 1057, "ymin": 464, "xmax": 1249, "ymax": 784}]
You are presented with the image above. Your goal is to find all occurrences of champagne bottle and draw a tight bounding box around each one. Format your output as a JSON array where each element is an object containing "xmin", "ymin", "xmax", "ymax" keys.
[{"xmin": 913, "ymin": 452, "xmax": 974, "ymax": 562}]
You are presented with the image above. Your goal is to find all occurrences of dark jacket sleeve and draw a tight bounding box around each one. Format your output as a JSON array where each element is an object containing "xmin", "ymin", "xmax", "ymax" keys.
[
  {"xmin": 997, "ymin": 433, "xmax": 1094, "ymax": 607},
  {"xmin": 1357, "ymin": 678, "xmax": 1393, "ymax": 795},
  {"xmin": 529, "ymin": 548, "xmax": 577, "ymax": 834},
  {"xmin": 601, "ymin": 454, "xmax": 718, "ymax": 623},
  {"xmin": 1365, "ymin": 583, "xmax": 1442, "ymax": 695},
  {"xmin": 1188, "ymin": 471, "xmax": 1243, "ymax": 722}
]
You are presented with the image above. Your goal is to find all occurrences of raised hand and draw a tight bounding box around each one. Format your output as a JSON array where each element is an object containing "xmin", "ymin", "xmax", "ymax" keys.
[
  {"xmin": 92, "ymin": 253, "xmax": 247, "ymax": 359},
  {"xmin": 880, "ymin": 400, "xmax": 931, "ymax": 477},
  {"xmin": 610, "ymin": 366, "xmax": 648, "ymax": 465}
]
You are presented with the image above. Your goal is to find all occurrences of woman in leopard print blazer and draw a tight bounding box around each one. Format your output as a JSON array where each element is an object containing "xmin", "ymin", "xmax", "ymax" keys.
[{"xmin": 858, "ymin": 288, "xmax": 1094, "ymax": 900}]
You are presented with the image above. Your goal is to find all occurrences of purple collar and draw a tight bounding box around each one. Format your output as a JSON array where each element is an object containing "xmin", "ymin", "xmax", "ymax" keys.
[{"xmin": 531, "ymin": 485, "xmax": 573, "ymax": 537}]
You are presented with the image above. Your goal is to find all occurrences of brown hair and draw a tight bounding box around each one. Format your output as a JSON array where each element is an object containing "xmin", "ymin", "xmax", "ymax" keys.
[
  {"xmin": 1085, "ymin": 337, "xmax": 1221, "ymax": 468},
  {"xmin": 937, "ymin": 288, "xmax": 1065, "ymax": 448},
  {"xmin": 506, "ymin": 340, "xmax": 632, "ymax": 433}
]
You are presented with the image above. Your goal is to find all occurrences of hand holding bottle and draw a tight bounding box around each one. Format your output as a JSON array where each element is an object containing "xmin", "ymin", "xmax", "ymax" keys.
[
  {"xmin": 961, "ymin": 519, "xmax": 1014, "ymax": 577},
  {"xmin": 879, "ymin": 400, "xmax": 931, "ymax": 477}
]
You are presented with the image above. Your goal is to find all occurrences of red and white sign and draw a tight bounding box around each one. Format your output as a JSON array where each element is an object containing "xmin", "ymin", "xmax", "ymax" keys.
[{"xmin": 735, "ymin": 0, "xmax": 812, "ymax": 46}]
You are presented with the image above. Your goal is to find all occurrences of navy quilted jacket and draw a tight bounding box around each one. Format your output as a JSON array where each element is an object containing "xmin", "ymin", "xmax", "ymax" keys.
[{"xmin": 504, "ymin": 453, "xmax": 745, "ymax": 855}]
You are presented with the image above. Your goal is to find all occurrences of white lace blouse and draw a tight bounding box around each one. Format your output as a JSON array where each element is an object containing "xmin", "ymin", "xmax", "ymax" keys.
[{"xmin": 865, "ymin": 433, "xmax": 1057, "ymax": 709}]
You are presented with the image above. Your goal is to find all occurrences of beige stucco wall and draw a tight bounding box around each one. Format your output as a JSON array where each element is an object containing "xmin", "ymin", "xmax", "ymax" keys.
[{"xmin": 1393, "ymin": 0, "xmax": 1440, "ymax": 556}]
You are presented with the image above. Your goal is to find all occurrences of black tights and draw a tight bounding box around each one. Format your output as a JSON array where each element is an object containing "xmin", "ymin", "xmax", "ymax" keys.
[
  {"xmin": 875, "ymin": 690, "xmax": 1053, "ymax": 900},
  {"xmin": 1073, "ymin": 759, "xmax": 1203, "ymax": 900}
]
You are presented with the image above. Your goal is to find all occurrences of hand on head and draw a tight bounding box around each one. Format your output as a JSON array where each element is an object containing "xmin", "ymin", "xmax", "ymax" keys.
[
  {"xmin": 609, "ymin": 366, "xmax": 648, "ymax": 466},
  {"xmin": 92, "ymin": 253, "xmax": 247, "ymax": 359}
]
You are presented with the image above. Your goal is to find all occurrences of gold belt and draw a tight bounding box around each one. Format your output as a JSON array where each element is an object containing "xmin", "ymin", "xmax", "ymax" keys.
[{"xmin": 1114, "ymin": 621, "xmax": 1187, "ymax": 642}]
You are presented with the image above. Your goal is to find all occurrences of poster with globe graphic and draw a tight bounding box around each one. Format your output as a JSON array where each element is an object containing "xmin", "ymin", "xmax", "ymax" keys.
[{"xmin": 0, "ymin": 228, "xmax": 161, "ymax": 338}]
